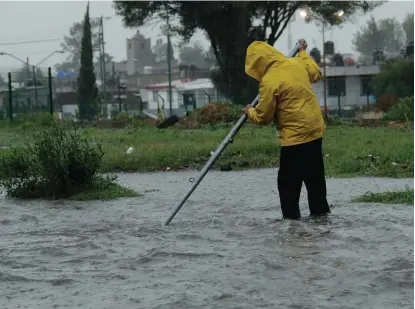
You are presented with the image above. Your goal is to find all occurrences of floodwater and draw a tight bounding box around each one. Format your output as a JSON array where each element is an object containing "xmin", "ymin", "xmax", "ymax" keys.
[{"xmin": 0, "ymin": 169, "xmax": 413, "ymax": 309}]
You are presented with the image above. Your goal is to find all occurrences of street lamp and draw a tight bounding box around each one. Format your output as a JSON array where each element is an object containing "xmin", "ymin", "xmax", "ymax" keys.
[
  {"xmin": 299, "ymin": 9, "xmax": 344, "ymax": 115},
  {"xmin": 0, "ymin": 50, "xmax": 64, "ymax": 106}
]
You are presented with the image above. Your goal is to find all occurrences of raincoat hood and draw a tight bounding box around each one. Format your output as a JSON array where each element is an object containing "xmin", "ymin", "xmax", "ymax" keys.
[{"xmin": 245, "ymin": 41, "xmax": 286, "ymax": 81}]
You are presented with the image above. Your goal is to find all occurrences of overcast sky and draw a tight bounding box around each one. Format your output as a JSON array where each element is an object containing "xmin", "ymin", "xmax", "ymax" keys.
[{"xmin": 0, "ymin": 0, "xmax": 413, "ymax": 72}]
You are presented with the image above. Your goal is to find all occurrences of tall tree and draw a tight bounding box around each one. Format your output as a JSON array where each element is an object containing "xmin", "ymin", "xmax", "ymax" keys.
[
  {"xmin": 56, "ymin": 19, "xmax": 113, "ymax": 73},
  {"xmin": 77, "ymin": 3, "xmax": 99, "ymax": 121},
  {"xmin": 402, "ymin": 13, "xmax": 414, "ymax": 43},
  {"xmin": 352, "ymin": 16, "xmax": 405, "ymax": 55},
  {"xmin": 114, "ymin": 1, "xmax": 378, "ymax": 104}
]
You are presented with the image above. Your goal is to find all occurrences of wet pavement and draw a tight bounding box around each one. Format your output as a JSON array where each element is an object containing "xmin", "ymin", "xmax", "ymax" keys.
[{"xmin": 0, "ymin": 169, "xmax": 413, "ymax": 309}]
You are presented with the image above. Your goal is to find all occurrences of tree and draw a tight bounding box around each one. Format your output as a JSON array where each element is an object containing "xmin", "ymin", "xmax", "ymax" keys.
[
  {"xmin": 402, "ymin": 13, "xmax": 414, "ymax": 43},
  {"xmin": 15, "ymin": 66, "xmax": 45, "ymax": 86},
  {"xmin": 77, "ymin": 3, "xmax": 99, "ymax": 121},
  {"xmin": 152, "ymin": 38, "xmax": 175, "ymax": 63},
  {"xmin": 57, "ymin": 18, "xmax": 113, "ymax": 73},
  {"xmin": 179, "ymin": 41, "xmax": 207, "ymax": 67},
  {"xmin": 352, "ymin": 16, "xmax": 405, "ymax": 55},
  {"xmin": 114, "ymin": 1, "xmax": 379, "ymax": 104}
]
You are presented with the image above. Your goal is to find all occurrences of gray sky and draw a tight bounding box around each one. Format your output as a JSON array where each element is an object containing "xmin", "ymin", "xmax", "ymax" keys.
[{"xmin": 0, "ymin": 0, "xmax": 413, "ymax": 72}]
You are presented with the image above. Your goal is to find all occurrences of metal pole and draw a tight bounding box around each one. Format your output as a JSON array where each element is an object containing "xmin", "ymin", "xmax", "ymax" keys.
[
  {"xmin": 117, "ymin": 75, "xmax": 122, "ymax": 112},
  {"xmin": 7, "ymin": 72, "xmax": 12, "ymax": 122},
  {"xmin": 32, "ymin": 66, "xmax": 38, "ymax": 108},
  {"xmin": 167, "ymin": 16, "xmax": 173, "ymax": 117},
  {"xmin": 48, "ymin": 67, "xmax": 53, "ymax": 115},
  {"xmin": 164, "ymin": 42, "xmax": 301, "ymax": 226},
  {"xmin": 322, "ymin": 22, "xmax": 328, "ymax": 116},
  {"xmin": 26, "ymin": 57, "xmax": 30, "ymax": 84},
  {"xmin": 101, "ymin": 16, "xmax": 107, "ymax": 103}
]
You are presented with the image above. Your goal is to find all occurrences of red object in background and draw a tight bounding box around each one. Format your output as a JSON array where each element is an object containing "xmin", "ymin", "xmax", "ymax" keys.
[{"xmin": 343, "ymin": 56, "xmax": 355, "ymax": 66}]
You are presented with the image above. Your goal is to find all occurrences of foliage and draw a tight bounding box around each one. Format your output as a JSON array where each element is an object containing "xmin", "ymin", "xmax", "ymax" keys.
[
  {"xmin": 353, "ymin": 187, "xmax": 413, "ymax": 205},
  {"xmin": 373, "ymin": 57, "xmax": 414, "ymax": 104},
  {"xmin": 152, "ymin": 38, "xmax": 175, "ymax": 63},
  {"xmin": 176, "ymin": 101, "xmax": 241, "ymax": 128},
  {"xmin": 382, "ymin": 96, "xmax": 414, "ymax": 121},
  {"xmin": 353, "ymin": 16, "xmax": 406, "ymax": 55},
  {"xmin": 12, "ymin": 113, "xmax": 56, "ymax": 129},
  {"xmin": 114, "ymin": 1, "xmax": 378, "ymax": 104},
  {"xmin": 77, "ymin": 3, "xmax": 99, "ymax": 121},
  {"xmin": 0, "ymin": 124, "xmax": 104, "ymax": 199},
  {"xmin": 14, "ymin": 66, "xmax": 45, "ymax": 86},
  {"xmin": 56, "ymin": 17, "xmax": 113, "ymax": 73},
  {"xmin": 402, "ymin": 13, "xmax": 414, "ymax": 43},
  {"xmin": 179, "ymin": 41, "xmax": 213, "ymax": 68}
]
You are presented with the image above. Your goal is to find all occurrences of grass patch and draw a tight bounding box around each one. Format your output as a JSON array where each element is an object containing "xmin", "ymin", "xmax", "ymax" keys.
[
  {"xmin": 353, "ymin": 187, "xmax": 414, "ymax": 205},
  {"xmin": 0, "ymin": 124, "xmax": 140, "ymax": 201},
  {"xmin": 69, "ymin": 180, "xmax": 139, "ymax": 201},
  {"xmin": 0, "ymin": 123, "xmax": 412, "ymax": 178}
]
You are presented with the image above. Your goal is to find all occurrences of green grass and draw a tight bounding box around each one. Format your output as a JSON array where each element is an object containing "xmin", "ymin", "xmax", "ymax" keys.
[
  {"xmin": 353, "ymin": 187, "xmax": 414, "ymax": 205},
  {"xmin": 69, "ymin": 182, "xmax": 140, "ymax": 201},
  {"xmin": 0, "ymin": 124, "xmax": 412, "ymax": 178}
]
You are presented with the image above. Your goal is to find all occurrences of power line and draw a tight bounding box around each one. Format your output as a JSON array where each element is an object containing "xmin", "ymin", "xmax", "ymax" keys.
[{"xmin": 0, "ymin": 38, "xmax": 62, "ymax": 47}]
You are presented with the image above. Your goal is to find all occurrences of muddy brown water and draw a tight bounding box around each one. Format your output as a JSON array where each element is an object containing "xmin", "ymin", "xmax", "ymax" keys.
[{"xmin": 0, "ymin": 169, "xmax": 413, "ymax": 309}]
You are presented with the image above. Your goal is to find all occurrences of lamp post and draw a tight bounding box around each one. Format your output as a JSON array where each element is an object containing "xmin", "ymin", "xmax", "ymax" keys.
[
  {"xmin": 299, "ymin": 9, "xmax": 344, "ymax": 116},
  {"xmin": 0, "ymin": 50, "xmax": 63, "ymax": 106}
]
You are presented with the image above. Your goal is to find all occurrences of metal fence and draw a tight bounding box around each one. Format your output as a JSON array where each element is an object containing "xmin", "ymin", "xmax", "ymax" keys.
[{"xmin": 0, "ymin": 66, "xmax": 55, "ymax": 121}]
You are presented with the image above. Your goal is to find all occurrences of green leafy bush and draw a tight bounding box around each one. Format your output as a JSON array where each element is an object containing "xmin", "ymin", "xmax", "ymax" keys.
[
  {"xmin": 374, "ymin": 58, "xmax": 414, "ymax": 102},
  {"xmin": 382, "ymin": 96, "xmax": 414, "ymax": 121},
  {"xmin": 0, "ymin": 124, "xmax": 105, "ymax": 199}
]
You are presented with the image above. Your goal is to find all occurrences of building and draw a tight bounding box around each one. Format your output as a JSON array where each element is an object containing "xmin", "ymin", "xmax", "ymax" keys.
[
  {"xmin": 126, "ymin": 30, "xmax": 155, "ymax": 75},
  {"xmin": 312, "ymin": 65, "xmax": 380, "ymax": 111},
  {"xmin": 141, "ymin": 78, "xmax": 227, "ymax": 117}
]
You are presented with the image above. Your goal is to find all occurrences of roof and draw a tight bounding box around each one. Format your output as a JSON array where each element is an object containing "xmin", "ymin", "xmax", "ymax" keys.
[
  {"xmin": 144, "ymin": 79, "xmax": 186, "ymax": 90},
  {"xmin": 176, "ymin": 78, "xmax": 214, "ymax": 91},
  {"xmin": 325, "ymin": 65, "xmax": 380, "ymax": 77}
]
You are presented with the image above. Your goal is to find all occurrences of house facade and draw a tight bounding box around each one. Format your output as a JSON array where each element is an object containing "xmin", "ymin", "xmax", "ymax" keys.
[{"xmin": 312, "ymin": 65, "xmax": 380, "ymax": 111}]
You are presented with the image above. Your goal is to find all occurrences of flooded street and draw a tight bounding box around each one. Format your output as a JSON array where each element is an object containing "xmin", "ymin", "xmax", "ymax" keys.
[{"xmin": 0, "ymin": 169, "xmax": 413, "ymax": 309}]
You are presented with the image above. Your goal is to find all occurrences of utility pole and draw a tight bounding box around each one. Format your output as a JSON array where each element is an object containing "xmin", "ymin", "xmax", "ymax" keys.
[
  {"xmin": 98, "ymin": 16, "xmax": 107, "ymax": 103},
  {"xmin": 32, "ymin": 66, "xmax": 38, "ymax": 107},
  {"xmin": 166, "ymin": 15, "xmax": 173, "ymax": 117},
  {"xmin": 26, "ymin": 57, "xmax": 30, "ymax": 83},
  {"xmin": 322, "ymin": 21, "xmax": 327, "ymax": 116}
]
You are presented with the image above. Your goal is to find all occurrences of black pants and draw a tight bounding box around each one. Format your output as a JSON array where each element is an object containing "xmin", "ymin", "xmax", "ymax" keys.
[{"xmin": 277, "ymin": 137, "xmax": 331, "ymax": 219}]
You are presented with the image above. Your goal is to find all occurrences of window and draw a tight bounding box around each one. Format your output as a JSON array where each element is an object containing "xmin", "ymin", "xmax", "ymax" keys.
[
  {"xmin": 360, "ymin": 75, "xmax": 374, "ymax": 96},
  {"xmin": 140, "ymin": 43, "xmax": 145, "ymax": 49},
  {"xmin": 327, "ymin": 76, "xmax": 346, "ymax": 97},
  {"xmin": 152, "ymin": 90, "xmax": 158, "ymax": 101},
  {"xmin": 128, "ymin": 41, "xmax": 132, "ymax": 50}
]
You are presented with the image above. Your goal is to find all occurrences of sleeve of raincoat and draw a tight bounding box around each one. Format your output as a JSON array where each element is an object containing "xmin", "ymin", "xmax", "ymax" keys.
[
  {"xmin": 297, "ymin": 50, "xmax": 322, "ymax": 84},
  {"xmin": 247, "ymin": 78, "xmax": 277, "ymax": 125}
]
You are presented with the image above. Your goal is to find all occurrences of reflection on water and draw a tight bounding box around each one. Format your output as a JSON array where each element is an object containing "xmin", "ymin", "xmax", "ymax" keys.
[{"xmin": 0, "ymin": 169, "xmax": 413, "ymax": 309}]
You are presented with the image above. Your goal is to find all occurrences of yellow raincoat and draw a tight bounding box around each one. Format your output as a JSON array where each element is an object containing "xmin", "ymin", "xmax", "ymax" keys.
[{"xmin": 245, "ymin": 41, "xmax": 325, "ymax": 147}]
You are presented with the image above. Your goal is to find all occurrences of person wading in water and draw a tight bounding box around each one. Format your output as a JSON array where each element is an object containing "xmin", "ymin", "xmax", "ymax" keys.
[{"xmin": 241, "ymin": 39, "xmax": 331, "ymax": 220}]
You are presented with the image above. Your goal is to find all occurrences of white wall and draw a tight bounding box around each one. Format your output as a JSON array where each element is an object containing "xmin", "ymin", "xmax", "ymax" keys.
[
  {"xmin": 147, "ymin": 89, "xmax": 180, "ymax": 111},
  {"xmin": 312, "ymin": 75, "xmax": 374, "ymax": 110}
]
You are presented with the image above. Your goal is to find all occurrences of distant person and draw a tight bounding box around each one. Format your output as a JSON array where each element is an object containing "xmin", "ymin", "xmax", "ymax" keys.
[{"xmin": 241, "ymin": 39, "xmax": 331, "ymax": 220}]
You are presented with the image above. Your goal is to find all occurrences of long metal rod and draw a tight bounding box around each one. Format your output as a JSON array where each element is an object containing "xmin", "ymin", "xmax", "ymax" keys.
[{"xmin": 164, "ymin": 42, "xmax": 301, "ymax": 226}]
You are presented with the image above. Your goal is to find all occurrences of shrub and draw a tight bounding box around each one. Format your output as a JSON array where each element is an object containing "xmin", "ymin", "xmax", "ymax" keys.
[
  {"xmin": 176, "ymin": 102, "xmax": 241, "ymax": 128},
  {"xmin": 373, "ymin": 58, "xmax": 414, "ymax": 102},
  {"xmin": 0, "ymin": 124, "xmax": 105, "ymax": 199},
  {"xmin": 13, "ymin": 113, "xmax": 56, "ymax": 129},
  {"xmin": 382, "ymin": 96, "xmax": 414, "ymax": 121}
]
